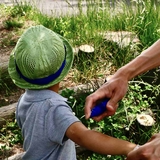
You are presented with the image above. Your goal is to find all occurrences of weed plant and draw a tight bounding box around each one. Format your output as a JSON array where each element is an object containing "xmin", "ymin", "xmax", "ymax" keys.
[{"xmin": 0, "ymin": 0, "xmax": 160, "ymax": 159}]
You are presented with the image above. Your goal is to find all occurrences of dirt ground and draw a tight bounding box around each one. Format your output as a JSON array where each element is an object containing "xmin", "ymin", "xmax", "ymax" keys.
[{"xmin": 0, "ymin": 18, "xmax": 23, "ymax": 158}]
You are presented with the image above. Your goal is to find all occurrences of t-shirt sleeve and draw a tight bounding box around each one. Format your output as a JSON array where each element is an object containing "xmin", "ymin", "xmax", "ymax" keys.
[{"xmin": 46, "ymin": 102, "xmax": 80, "ymax": 145}]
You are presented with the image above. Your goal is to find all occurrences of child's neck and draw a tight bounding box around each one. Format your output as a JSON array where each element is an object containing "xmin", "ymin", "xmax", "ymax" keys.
[{"xmin": 48, "ymin": 83, "xmax": 60, "ymax": 93}]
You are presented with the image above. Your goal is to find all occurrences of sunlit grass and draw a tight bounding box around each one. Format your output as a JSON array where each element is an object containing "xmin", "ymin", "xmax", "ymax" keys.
[{"xmin": 0, "ymin": 0, "xmax": 160, "ymax": 159}]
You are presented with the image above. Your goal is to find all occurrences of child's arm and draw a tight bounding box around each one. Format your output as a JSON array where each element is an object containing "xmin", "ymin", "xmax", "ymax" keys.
[{"xmin": 66, "ymin": 121, "xmax": 136, "ymax": 156}]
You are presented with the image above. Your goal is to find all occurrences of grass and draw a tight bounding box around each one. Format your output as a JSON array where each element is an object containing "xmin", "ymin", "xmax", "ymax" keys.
[{"xmin": 0, "ymin": 0, "xmax": 160, "ymax": 159}]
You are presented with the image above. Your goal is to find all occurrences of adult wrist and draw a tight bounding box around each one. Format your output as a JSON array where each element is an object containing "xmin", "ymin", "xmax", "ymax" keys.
[{"xmin": 115, "ymin": 66, "xmax": 131, "ymax": 81}]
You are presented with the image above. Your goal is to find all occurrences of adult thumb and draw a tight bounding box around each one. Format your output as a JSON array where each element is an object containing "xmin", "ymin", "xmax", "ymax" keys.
[{"xmin": 106, "ymin": 96, "xmax": 120, "ymax": 115}]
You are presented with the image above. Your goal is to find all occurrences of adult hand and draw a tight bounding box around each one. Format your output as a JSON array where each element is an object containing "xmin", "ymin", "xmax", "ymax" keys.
[
  {"xmin": 84, "ymin": 72, "xmax": 128, "ymax": 121},
  {"xmin": 127, "ymin": 133, "xmax": 160, "ymax": 160}
]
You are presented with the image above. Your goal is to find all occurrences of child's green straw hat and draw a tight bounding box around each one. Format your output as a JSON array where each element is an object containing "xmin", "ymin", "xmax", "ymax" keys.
[{"xmin": 8, "ymin": 25, "xmax": 74, "ymax": 89}]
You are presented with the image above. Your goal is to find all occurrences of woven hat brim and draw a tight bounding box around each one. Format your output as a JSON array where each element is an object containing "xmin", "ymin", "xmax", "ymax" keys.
[{"xmin": 8, "ymin": 34, "xmax": 74, "ymax": 89}]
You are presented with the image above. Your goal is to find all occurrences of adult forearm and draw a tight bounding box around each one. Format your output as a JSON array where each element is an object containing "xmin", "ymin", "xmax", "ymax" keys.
[{"xmin": 117, "ymin": 39, "xmax": 160, "ymax": 81}]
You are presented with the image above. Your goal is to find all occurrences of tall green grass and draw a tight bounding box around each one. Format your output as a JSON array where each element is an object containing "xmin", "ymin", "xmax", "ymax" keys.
[{"xmin": 31, "ymin": 0, "xmax": 160, "ymax": 71}]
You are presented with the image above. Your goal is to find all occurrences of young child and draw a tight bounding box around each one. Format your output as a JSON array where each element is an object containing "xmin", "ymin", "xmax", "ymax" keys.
[{"xmin": 8, "ymin": 25, "xmax": 137, "ymax": 160}]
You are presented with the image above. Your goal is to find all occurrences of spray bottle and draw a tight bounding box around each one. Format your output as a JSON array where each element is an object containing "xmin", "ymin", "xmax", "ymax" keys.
[{"xmin": 90, "ymin": 99, "xmax": 109, "ymax": 118}]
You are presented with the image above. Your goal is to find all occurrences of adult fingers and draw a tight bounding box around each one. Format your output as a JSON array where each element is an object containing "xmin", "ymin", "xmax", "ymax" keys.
[
  {"xmin": 84, "ymin": 86, "xmax": 111, "ymax": 119},
  {"xmin": 126, "ymin": 147, "xmax": 145, "ymax": 160},
  {"xmin": 84, "ymin": 93, "xmax": 103, "ymax": 119},
  {"xmin": 84, "ymin": 94, "xmax": 96, "ymax": 119},
  {"xmin": 127, "ymin": 144, "xmax": 159, "ymax": 160}
]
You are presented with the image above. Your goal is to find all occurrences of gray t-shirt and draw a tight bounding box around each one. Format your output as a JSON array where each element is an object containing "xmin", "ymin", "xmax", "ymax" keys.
[{"xmin": 16, "ymin": 89, "xmax": 80, "ymax": 160}]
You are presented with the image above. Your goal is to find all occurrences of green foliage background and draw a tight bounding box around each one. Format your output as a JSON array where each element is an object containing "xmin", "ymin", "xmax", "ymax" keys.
[{"xmin": 0, "ymin": 0, "xmax": 160, "ymax": 159}]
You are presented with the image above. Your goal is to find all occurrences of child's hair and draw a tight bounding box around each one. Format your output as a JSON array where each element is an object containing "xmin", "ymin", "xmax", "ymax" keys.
[{"xmin": 8, "ymin": 25, "xmax": 74, "ymax": 89}]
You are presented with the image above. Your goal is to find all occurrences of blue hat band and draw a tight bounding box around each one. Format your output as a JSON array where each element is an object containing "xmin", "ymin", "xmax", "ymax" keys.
[{"xmin": 15, "ymin": 59, "xmax": 66, "ymax": 85}]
